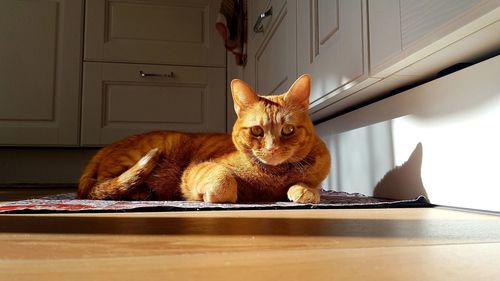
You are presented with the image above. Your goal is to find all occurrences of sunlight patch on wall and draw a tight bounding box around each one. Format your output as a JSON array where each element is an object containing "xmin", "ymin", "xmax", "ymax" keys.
[
  {"xmin": 391, "ymin": 94, "xmax": 500, "ymax": 211},
  {"xmin": 316, "ymin": 55, "xmax": 500, "ymax": 212}
]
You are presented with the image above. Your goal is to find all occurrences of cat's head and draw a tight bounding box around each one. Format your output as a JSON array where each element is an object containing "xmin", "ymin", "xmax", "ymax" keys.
[{"xmin": 231, "ymin": 75, "xmax": 316, "ymax": 166}]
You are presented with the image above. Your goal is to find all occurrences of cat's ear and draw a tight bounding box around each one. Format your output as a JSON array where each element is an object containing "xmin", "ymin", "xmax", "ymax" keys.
[
  {"xmin": 284, "ymin": 74, "xmax": 311, "ymax": 108},
  {"xmin": 231, "ymin": 79, "xmax": 259, "ymax": 116}
]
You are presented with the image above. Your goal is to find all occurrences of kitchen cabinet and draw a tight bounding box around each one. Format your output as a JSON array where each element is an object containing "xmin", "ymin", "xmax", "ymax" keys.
[
  {"xmin": 82, "ymin": 0, "xmax": 227, "ymax": 145},
  {"xmin": 81, "ymin": 62, "xmax": 226, "ymax": 145},
  {"xmin": 242, "ymin": 0, "xmax": 367, "ymax": 105},
  {"xmin": 84, "ymin": 0, "xmax": 225, "ymax": 67},
  {"xmin": 0, "ymin": 0, "xmax": 83, "ymax": 145},
  {"xmin": 243, "ymin": 0, "xmax": 297, "ymax": 94},
  {"xmin": 0, "ymin": 0, "xmax": 227, "ymax": 147},
  {"xmin": 297, "ymin": 0, "xmax": 365, "ymax": 107},
  {"xmin": 243, "ymin": 0, "xmax": 500, "ymax": 122},
  {"xmin": 369, "ymin": 0, "xmax": 500, "ymax": 75},
  {"xmin": 243, "ymin": 0, "xmax": 369, "ymax": 112}
]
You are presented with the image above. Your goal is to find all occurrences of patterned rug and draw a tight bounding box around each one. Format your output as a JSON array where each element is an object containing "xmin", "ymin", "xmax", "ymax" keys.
[{"xmin": 0, "ymin": 191, "xmax": 429, "ymax": 213}]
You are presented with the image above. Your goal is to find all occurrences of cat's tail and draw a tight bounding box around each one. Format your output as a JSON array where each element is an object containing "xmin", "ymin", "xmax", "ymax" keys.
[{"xmin": 77, "ymin": 148, "xmax": 160, "ymax": 200}]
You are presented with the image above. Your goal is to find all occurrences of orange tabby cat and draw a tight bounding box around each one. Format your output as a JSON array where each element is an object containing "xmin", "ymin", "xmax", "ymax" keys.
[{"xmin": 77, "ymin": 75, "xmax": 330, "ymax": 203}]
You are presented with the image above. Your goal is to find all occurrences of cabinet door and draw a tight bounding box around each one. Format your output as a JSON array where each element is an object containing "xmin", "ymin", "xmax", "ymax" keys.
[
  {"xmin": 297, "ymin": 0, "xmax": 364, "ymax": 106},
  {"xmin": 247, "ymin": 0, "xmax": 297, "ymax": 95},
  {"xmin": 84, "ymin": 0, "xmax": 225, "ymax": 67},
  {"xmin": 369, "ymin": 0, "xmax": 498, "ymax": 74},
  {"xmin": 81, "ymin": 62, "xmax": 226, "ymax": 146},
  {"xmin": 0, "ymin": 0, "xmax": 82, "ymax": 146}
]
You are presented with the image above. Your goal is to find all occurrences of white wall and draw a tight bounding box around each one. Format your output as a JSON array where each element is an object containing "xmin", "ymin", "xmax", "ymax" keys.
[{"xmin": 316, "ymin": 55, "xmax": 500, "ymax": 212}]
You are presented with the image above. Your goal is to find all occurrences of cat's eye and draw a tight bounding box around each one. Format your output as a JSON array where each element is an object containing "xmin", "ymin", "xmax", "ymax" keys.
[
  {"xmin": 250, "ymin": 126, "xmax": 264, "ymax": 137},
  {"xmin": 281, "ymin": 125, "xmax": 295, "ymax": 136}
]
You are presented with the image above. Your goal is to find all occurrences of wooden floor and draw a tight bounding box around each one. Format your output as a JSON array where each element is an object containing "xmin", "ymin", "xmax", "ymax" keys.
[{"xmin": 1, "ymin": 207, "xmax": 499, "ymax": 280}]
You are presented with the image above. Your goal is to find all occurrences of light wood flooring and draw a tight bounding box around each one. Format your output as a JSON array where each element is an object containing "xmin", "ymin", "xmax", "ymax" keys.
[{"xmin": 0, "ymin": 207, "xmax": 499, "ymax": 280}]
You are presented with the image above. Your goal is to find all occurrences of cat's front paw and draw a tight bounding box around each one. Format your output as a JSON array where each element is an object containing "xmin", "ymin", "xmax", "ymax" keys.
[
  {"xmin": 183, "ymin": 162, "xmax": 238, "ymax": 203},
  {"xmin": 287, "ymin": 184, "xmax": 320, "ymax": 204},
  {"xmin": 202, "ymin": 174, "xmax": 238, "ymax": 204}
]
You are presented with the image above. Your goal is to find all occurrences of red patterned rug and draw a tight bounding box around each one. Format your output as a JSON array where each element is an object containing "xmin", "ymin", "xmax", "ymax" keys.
[{"xmin": 0, "ymin": 190, "xmax": 429, "ymax": 213}]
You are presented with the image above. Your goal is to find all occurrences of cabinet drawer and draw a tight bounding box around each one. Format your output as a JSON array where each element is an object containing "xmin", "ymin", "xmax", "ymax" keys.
[
  {"xmin": 84, "ymin": 0, "xmax": 225, "ymax": 67},
  {"xmin": 81, "ymin": 62, "xmax": 226, "ymax": 146}
]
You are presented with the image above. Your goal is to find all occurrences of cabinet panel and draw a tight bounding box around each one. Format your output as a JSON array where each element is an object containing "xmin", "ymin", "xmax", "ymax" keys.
[
  {"xmin": 0, "ymin": 0, "xmax": 83, "ymax": 145},
  {"xmin": 110, "ymin": 3, "xmax": 203, "ymax": 43},
  {"xmin": 253, "ymin": 0, "xmax": 296, "ymax": 94},
  {"xmin": 0, "ymin": 1, "xmax": 57, "ymax": 121},
  {"xmin": 369, "ymin": 0, "xmax": 498, "ymax": 75},
  {"xmin": 368, "ymin": 0, "xmax": 402, "ymax": 72},
  {"xmin": 105, "ymin": 85, "xmax": 203, "ymax": 124},
  {"xmin": 400, "ymin": 0, "xmax": 480, "ymax": 49},
  {"xmin": 297, "ymin": 0, "xmax": 364, "ymax": 105},
  {"xmin": 81, "ymin": 62, "xmax": 226, "ymax": 146},
  {"xmin": 249, "ymin": 0, "xmax": 285, "ymax": 55},
  {"xmin": 84, "ymin": 0, "xmax": 225, "ymax": 67},
  {"xmin": 318, "ymin": 0, "xmax": 339, "ymax": 45}
]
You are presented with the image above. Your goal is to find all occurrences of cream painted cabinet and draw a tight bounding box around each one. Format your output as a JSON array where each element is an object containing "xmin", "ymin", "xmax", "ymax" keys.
[
  {"xmin": 84, "ymin": 0, "xmax": 225, "ymax": 67},
  {"xmin": 243, "ymin": 0, "xmax": 297, "ymax": 94},
  {"xmin": 0, "ymin": 0, "xmax": 83, "ymax": 145},
  {"xmin": 243, "ymin": 0, "xmax": 500, "ymax": 122},
  {"xmin": 368, "ymin": 0, "xmax": 500, "ymax": 75},
  {"xmin": 244, "ymin": 0, "xmax": 366, "ymax": 104},
  {"xmin": 297, "ymin": 0, "xmax": 365, "ymax": 108},
  {"xmin": 81, "ymin": 63, "xmax": 226, "ymax": 146},
  {"xmin": 82, "ymin": 0, "xmax": 227, "ymax": 145}
]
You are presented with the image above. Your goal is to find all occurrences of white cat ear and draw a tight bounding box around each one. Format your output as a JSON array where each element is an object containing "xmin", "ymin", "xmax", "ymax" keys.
[
  {"xmin": 284, "ymin": 74, "xmax": 311, "ymax": 108},
  {"xmin": 231, "ymin": 79, "xmax": 259, "ymax": 116}
]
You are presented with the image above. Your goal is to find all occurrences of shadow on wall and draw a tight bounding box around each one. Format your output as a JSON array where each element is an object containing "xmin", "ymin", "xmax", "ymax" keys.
[
  {"xmin": 320, "ymin": 120, "xmax": 395, "ymax": 195},
  {"xmin": 318, "ymin": 55, "xmax": 500, "ymax": 207},
  {"xmin": 373, "ymin": 142, "xmax": 428, "ymax": 200},
  {"xmin": 317, "ymin": 120, "xmax": 428, "ymax": 200}
]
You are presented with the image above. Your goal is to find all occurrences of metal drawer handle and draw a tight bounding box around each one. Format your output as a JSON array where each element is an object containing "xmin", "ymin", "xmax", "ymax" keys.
[
  {"xmin": 253, "ymin": 6, "xmax": 272, "ymax": 33},
  {"xmin": 139, "ymin": 71, "xmax": 175, "ymax": 78}
]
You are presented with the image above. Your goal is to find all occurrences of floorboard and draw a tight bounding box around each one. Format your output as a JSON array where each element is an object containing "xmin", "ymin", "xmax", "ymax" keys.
[{"xmin": 0, "ymin": 208, "xmax": 499, "ymax": 280}]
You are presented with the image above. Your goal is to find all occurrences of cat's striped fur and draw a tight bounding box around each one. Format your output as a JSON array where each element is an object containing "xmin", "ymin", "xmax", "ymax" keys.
[{"xmin": 77, "ymin": 75, "xmax": 331, "ymax": 203}]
